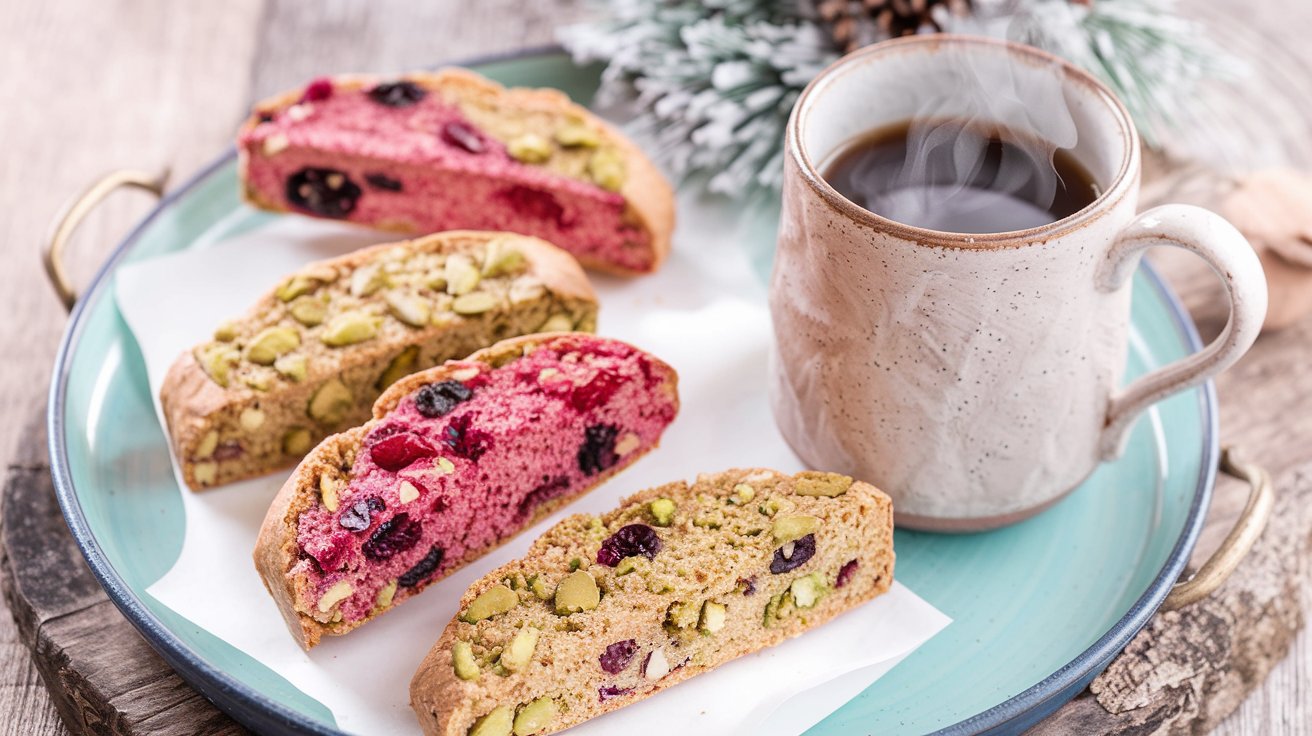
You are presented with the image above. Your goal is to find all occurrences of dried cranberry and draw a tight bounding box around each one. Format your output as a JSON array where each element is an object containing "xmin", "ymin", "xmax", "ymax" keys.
[
  {"xmin": 212, "ymin": 441, "xmax": 244, "ymax": 460},
  {"xmin": 370, "ymin": 432, "xmax": 436, "ymax": 471},
  {"xmin": 414, "ymin": 380, "xmax": 473, "ymax": 418},
  {"xmin": 286, "ymin": 167, "xmax": 361, "ymax": 218},
  {"xmin": 257, "ymin": 111, "xmax": 275, "ymax": 123},
  {"xmin": 577, "ymin": 424, "xmax": 619, "ymax": 476},
  {"xmin": 310, "ymin": 532, "xmax": 353, "ymax": 571},
  {"xmin": 597, "ymin": 524, "xmax": 662, "ymax": 567},
  {"xmin": 339, "ymin": 496, "xmax": 386, "ymax": 531},
  {"xmin": 368, "ymin": 80, "xmax": 427, "ymax": 107},
  {"xmin": 570, "ymin": 370, "xmax": 623, "ymax": 412},
  {"xmin": 738, "ymin": 577, "xmax": 757, "ymax": 596},
  {"xmin": 599, "ymin": 640, "xmax": 638, "ymax": 674},
  {"xmin": 301, "ymin": 77, "xmax": 334, "ymax": 102},
  {"xmin": 441, "ymin": 414, "xmax": 491, "ymax": 461},
  {"xmin": 362, "ymin": 512, "xmax": 423, "ymax": 561},
  {"xmin": 365, "ymin": 423, "xmax": 406, "ymax": 446},
  {"xmin": 770, "ymin": 534, "xmax": 816, "ymax": 574},
  {"xmin": 836, "ymin": 559, "xmax": 859, "ymax": 588},
  {"xmin": 518, "ymin": 475, "xmax": 570, "ymax": 518},
  {"xmin": 499, "ymin": 185, "xmax": 566, "ymax": 226},
  {"xmin": 398, "ymin": 544, "xmax": 445, "ymax": 587},
  {"xmin": 598, "ymin": 686, "xmax": 632, "ymax": 702},
  {"xmin": 441, "ymin": 120, "xmax": 486, "ymax": 153},
  {"xmin": 365, "ymin": 173, "xmax": 403, "ymax": 192}
]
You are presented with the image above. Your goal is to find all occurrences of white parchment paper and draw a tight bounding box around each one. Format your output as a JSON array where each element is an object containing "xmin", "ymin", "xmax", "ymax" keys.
[{"xmin": 116, "ymin": 202, "xmax": 950, "ymax": 735}]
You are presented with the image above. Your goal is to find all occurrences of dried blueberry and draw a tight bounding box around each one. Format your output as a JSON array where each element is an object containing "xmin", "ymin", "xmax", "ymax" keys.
[
  {"xmin": 365, "ymin": 173, "xmax": 403, "ymax": 192},
  {"xmin": 368, "ymin": 80, "xmax": 427, "ymax": 107},
  {"xmin": 441, "ymin": 413, "xmax": 491, "ymax": 461},
  {"xmin": 597, "ymin": 524, "xmax": 662, "ymax": 567},
  {"xmin": 836, "ymin": 559, "xmax": 859, "ymax": 588},
  {"xmin": 286, "ymin": 167, "xmax": 361, "ymax": 218},
  {"xmin": 398, "ymin": 544, "xmax": 445, "ymax": 587},
  {"xmin": 301, "ymin": 77, "xmax": 334, "ymax": 102},
  {"xmin": 598, "ymin": 686, "xmax": 632, "ymax": 702},
  {"xmin": 599, "ymin": 640, "xmax": 638, "ymax": 674},
  {"xmin": 339, "ymin": 496, "xmax": 386, "ymax": 531},
  {"xmin": 577, "ymin": 424, "xmax": 619, "ymax": 476},
  {"xmin": 499, "ymin": 185, "xmax": 566, "ymax": 226},
  {"xmin": 213, "ymin": 441, "xmax": 244, "ymax": 461},
  {"xmin": 770, "ymin": 533, "xmax": 816, "ymax": 574},
  {"xmin": 414, "ymin": 380, "xmax": 474, "ymax": 418},
  {"xmin": 362, "ymin": 512, "xmax": 423, "ymax": 561},
  {"xmin": 441, "ymin": 120, "xmax": 486, "ymax": 154},
  {"xmin": 370, "ymin": 432, "xmax": 437, "ymax": 472},
  {"xmin": 737, "ymin": 576, "xmax": 757, "ymax": 596}
]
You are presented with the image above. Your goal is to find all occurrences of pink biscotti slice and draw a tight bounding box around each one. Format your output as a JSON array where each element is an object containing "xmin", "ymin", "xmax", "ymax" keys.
[
  {"xmin": 161, "ymin": 231, "xmax": 597, "ymax": 491},
  {"xmin": 254, "ymin": 333, "xmax": 680, "ymax": 648},
  {"xmin": 238, "ymin": 69, "xmax": 675, "ymax": 275},
  {"xmin": 409, "ymin": 469, "xmax": 895, "ymax": 736}
]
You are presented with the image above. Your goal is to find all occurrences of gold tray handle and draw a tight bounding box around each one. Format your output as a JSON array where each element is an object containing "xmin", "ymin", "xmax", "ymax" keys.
[
  {"xmin": 1162, "ymin": 446, "xmax": 1274, "ymax": 611},
  {"xmin": 44, "ymin": 169, "xmax": 170, "ymax": 312}
]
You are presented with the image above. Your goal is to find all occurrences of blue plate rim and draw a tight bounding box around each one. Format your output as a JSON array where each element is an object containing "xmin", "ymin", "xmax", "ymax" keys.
[{"xmin": 45, "ymin": 45, "xmax": 1217, "ymax": 736}]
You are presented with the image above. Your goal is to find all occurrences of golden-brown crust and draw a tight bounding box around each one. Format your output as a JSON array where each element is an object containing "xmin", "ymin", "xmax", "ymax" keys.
[
  {"xmin": 252, "ymin": 333, "xmax": 679, "ymax": 650},
  {"xmin": 409, "ymin": 472, "xmax": 893, "ymax": 736},
  {"xmin": 239, "ymin": 68, "xmax": 675, "ymax": 276},
  {"xmin": 159, "ymin": 231, "xmax": 598, "ymax": 492}
]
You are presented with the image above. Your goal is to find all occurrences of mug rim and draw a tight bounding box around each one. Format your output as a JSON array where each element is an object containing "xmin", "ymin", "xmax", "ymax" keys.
[{"xmin": 789, "ymin": 34, "xmax": 1140, "ymax": 248}]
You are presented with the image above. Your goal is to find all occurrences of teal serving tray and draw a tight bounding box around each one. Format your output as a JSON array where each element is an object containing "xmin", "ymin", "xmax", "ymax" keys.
[{"xmin": 48, "ymin": 49, "xmax": 1214, "ymax": 735}]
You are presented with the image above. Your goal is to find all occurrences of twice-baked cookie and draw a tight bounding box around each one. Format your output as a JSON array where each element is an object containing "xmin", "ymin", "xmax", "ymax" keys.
[
  {"xmin": 409, "ymin": 469, "xmax": 894, "ymax": 736},
  {"xmin": 238, "ymin": 70, "xmax": 675, "ymax": 275},
  {"xmin": 161, "ymin": 231, "xmax": 597, "ymax": 491},
  {"xmin": 254, "ymin": 333, "xmax": 680, "ymax": 649}
]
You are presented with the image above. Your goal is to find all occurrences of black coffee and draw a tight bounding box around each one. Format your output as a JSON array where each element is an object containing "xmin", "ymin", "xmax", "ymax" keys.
[{"xmin": 822, "ymin": 119, "xmax": 1099, "ymax": 234}]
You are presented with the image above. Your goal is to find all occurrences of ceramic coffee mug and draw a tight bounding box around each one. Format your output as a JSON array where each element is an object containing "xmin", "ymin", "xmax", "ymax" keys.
[{"xmin": 769, "ymin": 35, "xmax": 1267, "ymax": 531}]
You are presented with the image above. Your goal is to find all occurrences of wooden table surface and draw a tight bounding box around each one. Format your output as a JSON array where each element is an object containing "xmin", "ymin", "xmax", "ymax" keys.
[{"xmin": 0, "ymin": 1, "xmax": 1307, "ymax": 734}]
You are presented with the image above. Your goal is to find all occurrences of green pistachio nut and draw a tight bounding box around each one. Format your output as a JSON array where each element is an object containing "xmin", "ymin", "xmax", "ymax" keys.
[
  {"xmin": 790, "ymin": 573, "xmax": 829, "ymax": 608},
  {"xmin": 512, "ymin": 698, "xmax": 558, "ymax": 736},
  {"xmin": 499, "ymin": 626, "xmax": 539, "ymax": 672},
  {"xmin": 308, "ymin": 378, "xmax": 353, "ymax": 425},
  {"xmin": 699, "ymin": 601, "xmax": 727, "ymax": 633},
  {"xmin": 274, "ymin": 353, "xmax": 308, "ymax": 382},
  {"xmin": 245, "ymin": 326, "xmax": 301, "ymax": 365},
  {"xmin": 793, "ymin": 471, "xmax": 853, "ymax": 497},
  {"xmin": 452, "ymin": 640, "xmax": 480, "ymax": 681},
  {"xmin": 554, "ymin": 120, "xmax": 601, "ymax": 148},
  {"xmin": 445, "ymin": 254, "xmax": 481, "ymax": 296},
  {"xmin": 282, "ymin": 427, "xmax": 313, "ymax": 456},
  {"xmin": 377, "ymin": 345, "xmax": 419, "ymax": 390},
  {"xmin": 587, "ymin": 148, "xmax": 625, "ymax": 191},
  {"xmin": 649, "ymin": 498, "xmax": 676, "ymax": 526},
  {"xmin": 197, "ymin": 344, "xmax": 240, "ymax": 387},
  {"xmin": 468, "ymin": 705, "xmax": 514, "ymax": 736},
  {"xmin": 507, "ymin": 133, "xmax": 553, "ymax": 163},
  {"xmin": 320, "ymin": 311, "xmax": 380, "ymax": 346},
  {"xmin": 289, "ymin": 296, "xmax": 327, "ymax": 326},
  {"xmin": 553, "ymin": 570, "xmax": 599, "ymax": 615},
  {"xmin": 772, "ymin": 514, "xmax": 820, "ymax": 543},
  {"xmin": 453, "ymin": 292, "xmax": 499, "ymax": 315},
  {"xmin": 383, "ymin": 289, "xmax": 432, "ymax": 327},
  {"xmin": 461, "ymin": 584, "xmax": 518, "ymax": 624}
]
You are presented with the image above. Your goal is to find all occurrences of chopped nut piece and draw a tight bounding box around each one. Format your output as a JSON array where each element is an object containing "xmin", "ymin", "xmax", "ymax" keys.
[
  {"xmin": 239, "ymin": 407, "xmax": 266, "ymax": 432},
  {"xmin": 398, "ymin": 480, "xmax": 420, "ymax": 504},
  {"xmin": 461, "ymin": 584, "xmax": 518, "ymax": 623},
  {"xmin": 554, "ymin": 120, "xmax": 601, "ymax": 148},
  {"xmin": 317, "ymin": 580, "xmax": 353, "ymax": 612},
  {"xmin": 321, "ymin": 311, "xmax": 380, "ymax": 347},
  {"xmin": 614, "ymin": 433, "xmax": 641, "ymax": 457},
  {"xmin": 276, "ymin": 274, "xmax": 321, "ymax": 302},
  {"xmin": 500, "ymin": 626, "xmax": 539, "ymax": 672},
  {"xmin": 665, "ymin": 599, "xmax": 700, "ymax": 629},
  {"xmin": 529, "ymin": 575, "xmax": 552, "ymax": 600},
  {"xmin": 536, "ymin": 313, "xmax": 572, "ymax": 332},
  {"xmin": 649, "ymin": 498, "xmax": 676, "ymax": 527},
  {"xmin": 453, "ymin": 292, "xmax": 498, "ymax": 315},
  {"xmin": 773, "ymin": 514, "xmax": 820, "ymax": 543},
  {"xmin": 469, "ymin": 706, "xmax": 513, "ymax": 736},
  {"xmin": 507, "ymin": 133, "xmax": 553, "ymax": 163},
  {"xmin": 444, "ymin": 254, "xmax": 481, "ymax": 296},
  {"xmin": 481, "ymin": 239, "xmax": 527, "ymax": 277},
  {"xmin": 384, "ymin": 289, "xmax": 432, "ymax": 327},
  {"xmin": 587, "ymin": 148, "xmax": 625, "ymax": 191},
  {"xmin": 197, "ymin": 344, "xmax": 240, "ymax": 387},
  {"xmin": 308, "ymin": 379, "xmax": 353, "ymax": 425},
  {"xmin": 213, "ymin": 321, "xmax": 239, "ymax": 342},
  {"xmin": 274, "ymin": 353, "xmax": 308, "ymax": 382},
  {"xmin": 289, "ymin": 296, "xmax": 327, "ymax": 326},
  {"xmin": 282, "ymin": 428, "xmax": 313, "ymax": 455},
  {"xmin": 553, "ymin": 570, "xmax": 600, "ymax": 615},
  {"xmin": 193, "ymin": 462, "xmax": 218, "ymax": 486},
  {"xmin": 350, "ymin": 263, "xmax": 386, "ymax": 297},
  {"xmin": 644, "ymin": 648, "xmax": 670, "ymax": 679},
  {"xmin": 319, "ymin": 474, "xmax": 341, "ymax": 512},
  {"xmin": 731, "ymin": 483, "xmax": 756, "ymax": 504},
  {"xmin": 453, "ymin": 640, "xmax": 480, "ymax": 681},
  {"xmin": 376, "ymin": 580, "xmax": 398, "ymax": 608},
  {"xmin": 699, "ymin": 601, "xmax": 727, "ymax": 633},
  {"xmin": 512, "ymin": 697, "xmax": 557, "ymax": 736},
  {"xmin": 790, "ymin": 573, "xmax": 828, "ymax": 608},
  {"xmin": 195, "ymin": 430, "xmax": 219, "ymax": 459},
  {"xmin": 262, "ymin": 133, "xmax": 289, "ymax": 156}
]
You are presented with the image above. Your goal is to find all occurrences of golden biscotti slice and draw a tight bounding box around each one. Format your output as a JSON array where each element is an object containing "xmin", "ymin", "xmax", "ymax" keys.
[
  {"xmin": 238, "ymin": 69, "xmax": 675, "ymax": 275},
  {"xmin": 161, "ymin": 231, "xmax": 597, "ymax": 491},
  {"xmin": 410, "ymin": 469, "xmax": 894, "ymax": 736},
  {"xmin": 254, "ymin": 333, "xmax": 680, "ymax": 649}
]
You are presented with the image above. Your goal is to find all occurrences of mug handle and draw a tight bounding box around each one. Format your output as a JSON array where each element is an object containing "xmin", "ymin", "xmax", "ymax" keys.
[{"xmin": 1095, "ymin": 204, "xmax": 1268, "ymax": 459}]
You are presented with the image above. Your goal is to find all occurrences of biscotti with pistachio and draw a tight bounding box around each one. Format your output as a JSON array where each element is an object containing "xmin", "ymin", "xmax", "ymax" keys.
[
  {"xmin": 238, "ymin": 69, "xmax": 675, "ymax": 275},
  {"xmin": 161, "ymin": 231, "xmax": 597, "ymax": 491},
  {"xmin": 254, "ymin": 333, "xmax": 680, "ymax": 649},
  {"xmin": 410, "ymin": 469, "xmax": 894, "ymax": 736}
]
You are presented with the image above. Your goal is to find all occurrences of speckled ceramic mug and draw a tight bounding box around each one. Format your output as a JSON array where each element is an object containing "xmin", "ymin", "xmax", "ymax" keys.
[{"xmin": 769, "ymin": 36, "xmax": 1268, "ymax": 531}]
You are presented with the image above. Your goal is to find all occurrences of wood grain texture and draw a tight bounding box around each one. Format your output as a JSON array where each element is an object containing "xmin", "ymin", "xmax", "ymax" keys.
[{"xmin": 1, "ymin": 0, "xmax": 1309, "ymax": 734}]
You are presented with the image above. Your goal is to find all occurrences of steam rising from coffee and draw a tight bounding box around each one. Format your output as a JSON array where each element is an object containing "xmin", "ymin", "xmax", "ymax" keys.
[{"xmin": 823, "ymin": 53, "xmax": 1092, "ymax": 234}]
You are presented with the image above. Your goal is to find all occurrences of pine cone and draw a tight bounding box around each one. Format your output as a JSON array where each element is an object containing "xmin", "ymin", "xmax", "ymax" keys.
[{"xmin": 816, "ymin": 0, "xmax": 972, "ymax": 53}]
